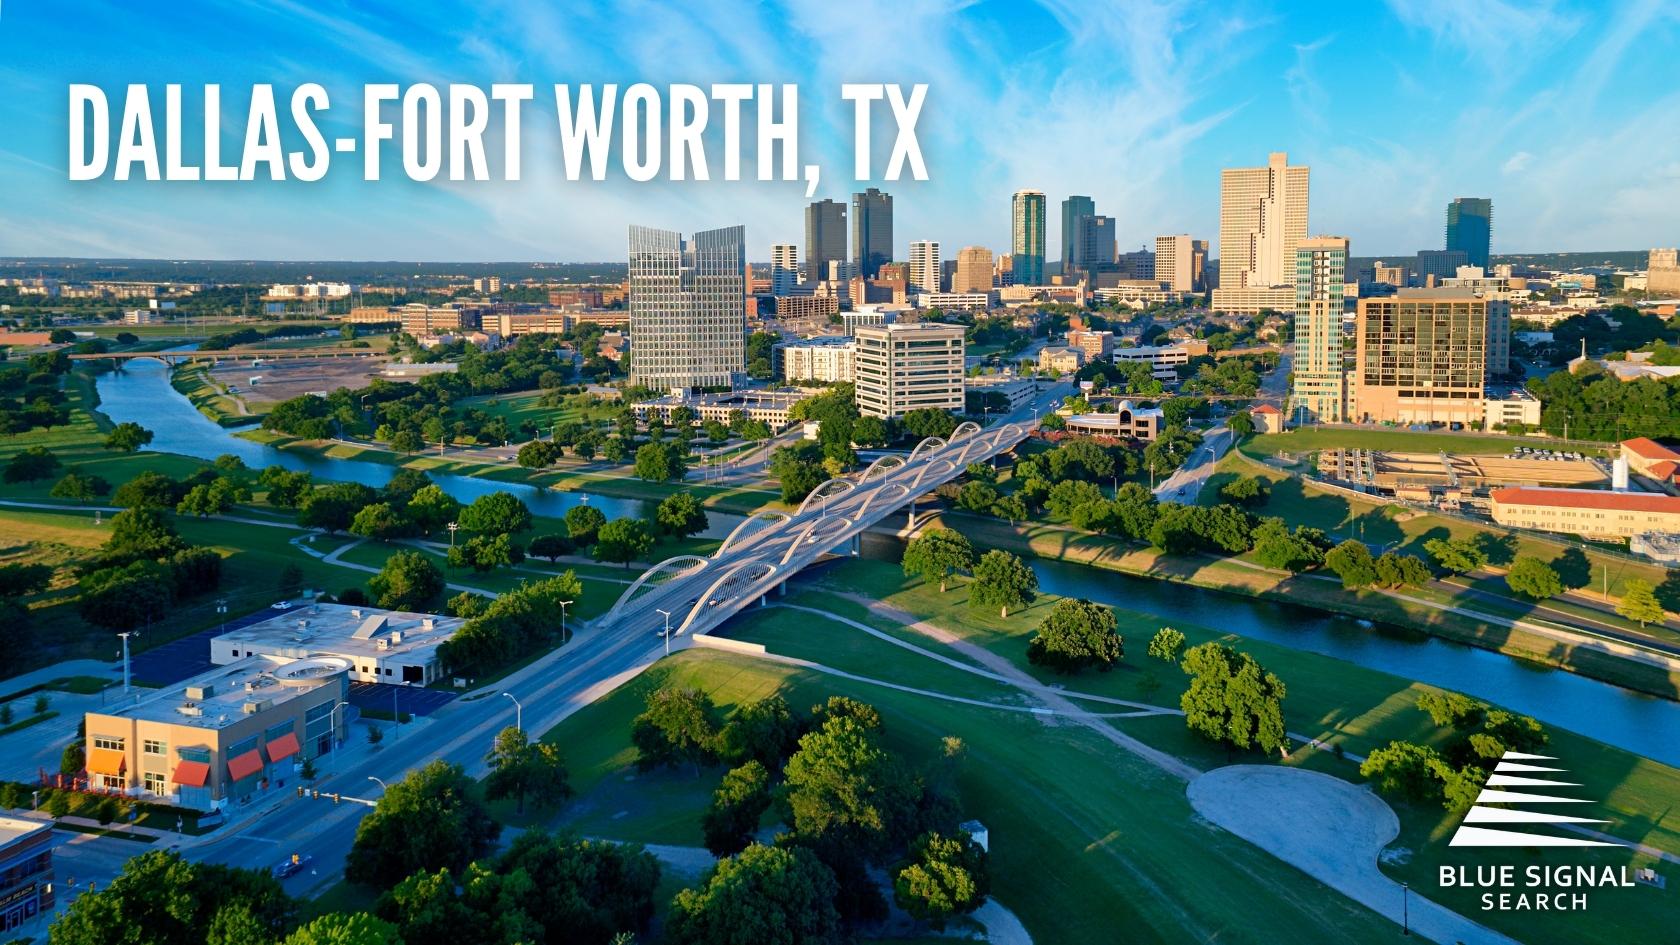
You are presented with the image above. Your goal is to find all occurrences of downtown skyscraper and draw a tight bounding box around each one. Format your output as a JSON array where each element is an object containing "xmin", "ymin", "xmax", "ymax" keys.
[
  {"xmin": 908, "ymin": 240, "xmax": 941, "ymax": 296},
  {"xmin": 804, "ymin": 198, "xmax": 846, "ymax": 282},
  {"xmin": 1291, "ymin": 236, "xmax": 1349, "ymax": 424},
  {"xmin": 1218, "ymin": 152, "xmax": 1309, "ymax": 289},
  {"xmin": 1446, "ymin": 197, "xmax": 1493, "ymax": 270},
  {"xmin": 1060, "ymin": 195, "xmax": 1095, "ymax": 278},
  {"xmin": 851, "ymin": 188, "xmax": 893, "ymax": 279},
  {"xmin": 1012, "ymin": 190, "xmax": 1046, "ymax": 286},
  {"xmin": 627, "ymin": 224, "xmax": 746, "ymax": 391}
]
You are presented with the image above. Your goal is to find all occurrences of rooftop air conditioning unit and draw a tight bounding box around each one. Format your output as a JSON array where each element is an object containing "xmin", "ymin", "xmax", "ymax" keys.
[
  {"xmin": 351, "ymin": 609, "xmax": 363, "ymax": 619},
  {"xmin": 185, "ymin": 685, "xmax": 214, "ymax": 700},
  {"xmin": 389, "ymin": 631, "xmax": 402, "ymax": 645},
  {"xmin": 177, "ymin": 704, "xmax": 203, "ymax": 717},
  {"xmin": 421, "ymin": 618, "xmax": 435, "ymax": 631},
  {"xmin": 242, "ymin": 699, "xmax": 273, "ymax": 714},
  {"xmin": 376, "ymin": 639, "xmax": 390, "ymax": 651}
]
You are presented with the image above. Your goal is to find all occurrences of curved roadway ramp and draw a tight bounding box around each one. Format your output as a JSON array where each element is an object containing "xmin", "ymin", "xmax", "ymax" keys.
[{"xmin": 1187, "ymin": 766, "xmax": 1520, "ymax": 945}]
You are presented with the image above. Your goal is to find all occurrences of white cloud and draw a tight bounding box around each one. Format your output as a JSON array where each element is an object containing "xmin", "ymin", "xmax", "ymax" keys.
[{"xmin": 1501, "ymin": 151, "xmax": 1534, "ymax": 174}]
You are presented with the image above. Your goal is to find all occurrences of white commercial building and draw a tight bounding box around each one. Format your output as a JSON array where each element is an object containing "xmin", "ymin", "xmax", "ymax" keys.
[
  {"xmin": 211, "ymin": 604, "xmax": 465, "ymax": 686},
  {"xmin": 771, "ymin": 243, "xmax": 800, "ymax": 297},
  {"xmin": 774, "ymin": 336, "xmax": 857, "ymax": 383},
  {"xmin": 854, "ymin": 322, "xmax": 966, "ymax": 418},
  {"xmin": 909, "ymin": 240, "xmax": 941, "ymax": 296},
  {"xmin": 915, "ymin": 292, "xmax": 994, "ymax": 312}
]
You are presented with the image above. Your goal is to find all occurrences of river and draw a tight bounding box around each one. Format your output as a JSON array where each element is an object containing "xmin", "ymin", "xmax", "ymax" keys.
[{"xmin": 98, "ymin": 357, "xmax": 1680, "ymax": 765}]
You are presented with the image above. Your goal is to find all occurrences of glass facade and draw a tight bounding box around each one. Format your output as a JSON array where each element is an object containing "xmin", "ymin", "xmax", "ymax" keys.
[
  {"xmin": 1012, "ymin": 191, "xmax": 1046, "ymax": 286},
  {"xmin": 627, "ymin": 224, "xmax": 747, "ymax": 391}
]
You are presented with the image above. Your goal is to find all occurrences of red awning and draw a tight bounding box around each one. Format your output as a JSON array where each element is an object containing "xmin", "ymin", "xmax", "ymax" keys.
[
  {"xmin": 171, "ymin": 761, "xmax": 210, "ymax": 787},
  {"xmin": 265, "ymin": 732, "xmax": 300, "ymax": 764},
  {"xmin": 227, "ymin": 749, "xmax": 264, "ymax": 781}
]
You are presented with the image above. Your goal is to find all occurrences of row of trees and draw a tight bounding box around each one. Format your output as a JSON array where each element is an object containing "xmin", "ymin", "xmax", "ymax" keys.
[{"xmin": 1361, "ymin": 690, "xmax": 1549, "ymax": 813}]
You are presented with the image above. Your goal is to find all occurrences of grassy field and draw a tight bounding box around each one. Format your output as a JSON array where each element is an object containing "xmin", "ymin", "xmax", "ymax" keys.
[
  {"xmin": 170, "ymin": 363, "xmax": 251, "ymax": 426},
  {"xmin": 530, "ymin": 558, "xmax": 1680, "ymax": 944},
  {"xmin": 453, "ymin": 389, "xmax": 619, "ymax": 432},
  {"xmin": 1246, "ymin": 426, "xmax": 1613, "ymax": 459}
]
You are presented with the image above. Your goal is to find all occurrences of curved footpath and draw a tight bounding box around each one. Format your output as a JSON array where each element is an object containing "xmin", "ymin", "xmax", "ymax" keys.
[{"xmin": 1187, "ymin": 766, "xmax": 1518, "ymax": 945}]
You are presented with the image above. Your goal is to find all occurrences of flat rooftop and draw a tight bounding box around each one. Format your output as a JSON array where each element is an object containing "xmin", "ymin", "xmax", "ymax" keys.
[
  {"xmin": 0, "ymin": 815, "xmax": 50, "ymax": 847},
  {"xmin": 212, "ymin": 603, "xmax": 463, "ymax": 663},
  {"xmin": 97, "ymin": 655, "xmax": 348, "ymax": 730}
]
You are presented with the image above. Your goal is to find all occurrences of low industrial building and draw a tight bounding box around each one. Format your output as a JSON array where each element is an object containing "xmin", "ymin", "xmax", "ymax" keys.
[
  {"xmin": 0, "ymin": 816, "xmax": 52, "ymax": 932},
  {"xmin": 83, "ymin": 655, "xmax": 350, "ymax": 811},
  {"xmin": 634, "ymin": 389, "xmax": 810, "ymax": 428},
  {"xmin": 211, "ymin": 604, "xmax": 464, "ymax": 686},
  {"xmin": 1320, "ymin": 450, "xmax": 1606, "ymax": 503},
  {"xmin": 1062, "ymin": 400, "xmax": 1164, "ymax": 441},
  {"xmin": 1490, "ymin": 487, "xmax": 1680, "ymax": 541}
]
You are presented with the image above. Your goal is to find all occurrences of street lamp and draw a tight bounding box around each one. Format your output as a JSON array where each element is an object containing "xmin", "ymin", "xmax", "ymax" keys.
[
  {"xmin": 656, "ymin": 608, "xmax": 673, "ymax": 656},
  {"xmin": 1402, "ymin": 882, "xmax": 1410, "ymax": 936},
  {"xmin": 216, "ymin": 598, "xmax": 229, "ymax": 634},
  {"xmin": 367, "ymin": 776, "xmax": 387, "ymax": 793},
  {"xmin": 502, "ymin": 692, "xmax": 523, "ymax": 732},
  {"xmin": 558, "ymin": 600, "xmax": 573, "ymax": 642},
  {"xmin": 446, "ymin": 522, "xmax": 459, "ymax": 548},
  {"xmin": 331, "ymin": 700, "xmax": 351, "ymax": 746},
  {"xmin": 117, "ymin": 632, "xmax": 135, "ymax": 693}
]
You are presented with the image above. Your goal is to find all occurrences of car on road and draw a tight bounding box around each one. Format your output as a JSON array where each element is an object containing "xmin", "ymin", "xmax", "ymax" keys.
[
  {"xmin": 274, "ymin": 854, "xmax": 313, "ymax": 879},
  {"xmin": 270, "ymin": 600, "xmax": 293, "ymax": 610}
]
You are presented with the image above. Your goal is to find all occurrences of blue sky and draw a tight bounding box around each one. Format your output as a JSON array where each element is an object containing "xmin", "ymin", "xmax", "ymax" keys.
[{"xmin": 1, "ymin": 0, "xmax": 1677, "ymax": 263}]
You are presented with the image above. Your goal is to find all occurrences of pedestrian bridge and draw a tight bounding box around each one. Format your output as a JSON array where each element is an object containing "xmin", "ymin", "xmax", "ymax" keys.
[{"xmin": 603, "ymin": 420, "xmax": 1031, "ymax": 640}]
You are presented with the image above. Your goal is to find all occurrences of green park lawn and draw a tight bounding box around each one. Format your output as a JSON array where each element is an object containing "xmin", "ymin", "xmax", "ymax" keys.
[
  {"xmin": 1245, "ymin": 426, "xmax": 1612, "ymax": 460},
  {"xmin": 452, "ymin": 389, "xmax": 619, "ymax": 432},
  {"xmin": 170, "ymin": 364, "xmax": 252, "ymax": 425}
]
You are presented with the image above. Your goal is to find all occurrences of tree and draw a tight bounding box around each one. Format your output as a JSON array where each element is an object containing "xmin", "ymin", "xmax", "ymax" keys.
[
  {"xmin": 595, "ymin": 517, "xmax": 654, "ymax": 567},
  {"xmin": 448, "ymin": 533, "xmax": 525, "ymax": 572},
  {"xmin": 667, "ymin": 844, "xmax": 841, "ymax": 945},
  {"xmin": 46, "ymin": 850, "xmax": 294, "ymax": 945},
  {"xmin": 458, "ymin": 492, "xmax": 532, "ymax": 536},
  {"xmin": 258, "ymin": 467, "xmax": 314, "ymax": 508},
  {"xmin": 367, "ymin": 550, "xmax": 445, "ymax": 611},
  {"xmin": 1249, "ymin": 518, "xmax": 1326, "ymax": 572},
  {"xmin": 483, "ymin": 725, "xmax": 572, "ymax": 815},
  {"xmin": 1360, "ymin": 741, "xmax": 1446, "ymax": 804},
  {"xmin": 1617, "ymin": 578, "xmax": 1667, "ymax": 627},
  {"xmin": 1416, "ymin": 690, "xmax": 1486, "ymax": 729},
  {"xmin": 1373, "ymin": 551, "xmax": 1432, "ymax": 588},
  {"xmin": 104, "ymin": 421, "xmax": 155, "ymax": 452},
  {"xmin": 1505, "ymin": 556, "xmax": 1563, "ymax": 600},
  {"xmin": 632, "ymin": 686, "xmax": 721, "ymax": 773},
  {"xmin": 78, "ymin": 560, "xmax": 174, "ymax": 630},
  {"xmin": 991, "ymin": 493, "xmax": 1028, "ymax": 524},
  {"xmin": 516, "ymin": 439, "xmax": 558, "ymax": 468},
  {"xmin": 100, "ymin": 505, "xmax": 186, "ymax": 565},
  {"xmin": 61, "ymin": 742, "xmax": 84, "ymax": 777},
  {"xmin": 298, "ymin": 482, "xmax": 379, "ymax": 533},
  {"xmin": 719, "ymin": 694, "xmax": 801, "ymax": 768},
  {"xmin": 345, "ymin": 759, "xmax": 500, "ymax": 887},
  {"xmin": 566, "ymin": 504, "xmax": 608, "ymax": 544},
  {"xmin": 1026, "ymin": 598, "xmax": 1122, "ymax": 673},
  {"xmin": 1147, "ymin": 626, "xmax": 1186, "ymax": 662},
  {"xmin": 901, "ymin": 528, "xmax": 974, "ymax": 593},
  {"xmin": 656, "ymin": 492, "xmax": 709, "ymax": 540},
  {"xmin": 278, "ymin": 563, "xmax": 304, "ymax": 598},
  {"xmin": 1324, "ymin": 540, "xmax": 1378, "ymax": 589},
  {"xmin": 702, "ymin": 760, "xmax": 772, "ymax": 857},
  {"xmin": 405, "ymin": 485, "xmax": 461, "ymax": 536},
  {"xmin": 893, "ymin": 831, "xmax": 989, "ymax": 930},
  {"xmin": 0, "ymin": 562, "xmax": 53, "ymax": 598},
  {"xmin": 50, "ymin": 469, "xmax": 111, "ymax": 500},
  {"xmin": 969, "ymin": 550, "xmax": 1037, "ymax": 617},
  {"xmin": 347, "ymin": 502, "xmax": 411, "ymax": 541},
  {"xmin": 1424, "ymin": 536, "xmax": 1486, "ymax": 574},
  {"xmin": 634, "ymin": 441, "xmax": 688, "ymax": 483},
  {"xmin": 1227, "ymin": 409, "xmax": 1255, "ymax": 439},
  {"xmin": 4, "ymin": 445, "xmax": 59, "ymax": 482},
  {"xmin": 955, "ymin": 480, "xmax": 999, "ymax": 512},
  {"xmin": 389, "ymin": 429, "xmax": 423, "ymax": 454},
  {"xmin": 901, "ymin": 408, "xmax": 958, "ymax": 440},
  {"xmin": 280, "ymin": 913, "xmax": 401, "ymax": 945},
  {"xmin": 527, "ymin": 533, "xmax": 574, "ymax": 562},
  {"xmin": 1219, "ymin": 476, "xmax": 1268, "ymax": 507},
  {"xmin": 780, "ymin": 715, "xmax": 919, "ymax": 858},
  {"xmin": 769, "ymin": 442, "xmax": 826, "ymax": 503},
  {"xmin": 1180, "ymin": 643, "xmax": 1287, "ymax": 755}
]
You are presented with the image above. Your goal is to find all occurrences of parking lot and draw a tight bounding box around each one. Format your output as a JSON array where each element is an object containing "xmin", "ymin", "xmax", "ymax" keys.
[
  {"xmin": 346, "ymin": 681, "xmax": 457, "ymax": 717},
  {"xmin": 128, "ymin": 606, "xmax": 295, "ymax": 686}
]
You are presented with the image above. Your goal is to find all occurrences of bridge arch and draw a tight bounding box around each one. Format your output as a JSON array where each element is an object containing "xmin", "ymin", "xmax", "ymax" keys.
[
  {"xmin": 675, "ymin": 557, "xmax": 779, "ymax": 637},
  {"xmin": 907, "ymin": 436, "xmax": 947, "ymax": 465},
  {"xmin": 795, "ymin": 478, "xmax": 857, "ymax": 518},
  {"xmin": 951, "ymin": 420, "xmax": 982, "ymax": 441},
  {"xmin": 854, "ymin": 481, "xmax": 910, "ymax": 519},
  {"xmin": 860, "ymin": 454, "xmax": 907, "ymax": 482},
  {"xmin": 713, "ymin": 510, "xmax": 790, "ymax": 558},
  {"xmin": 604, "ymin": 555, "xmax": 709, "ymax": 626},
  {"xmin": 910, "ymin": 457, "xmax": 959, "ymax": 491},
  {"xmin": 780, "ymin": 515, "xmax": 856, "ymax": 566}
]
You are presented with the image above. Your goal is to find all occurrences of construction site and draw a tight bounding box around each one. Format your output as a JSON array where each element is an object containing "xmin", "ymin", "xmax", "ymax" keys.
[{"xmin": 1317, "ymin": 448, "xmax": 1609, "ymax": 507}]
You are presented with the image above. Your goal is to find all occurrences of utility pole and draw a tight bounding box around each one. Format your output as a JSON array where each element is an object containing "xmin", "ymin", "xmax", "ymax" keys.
[
  {"xmin": 657, "ymin": 608, "xmax": 672, "ymax": 656},
  {"xmin": 118, "ymin": 632, "xmax": 134, "ymax": 693}
]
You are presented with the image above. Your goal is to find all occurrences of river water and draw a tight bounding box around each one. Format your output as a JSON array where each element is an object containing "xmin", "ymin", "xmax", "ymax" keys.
[{"xmin": 97, "ymin": 357, "xmax": 1680, "ymax": 764}]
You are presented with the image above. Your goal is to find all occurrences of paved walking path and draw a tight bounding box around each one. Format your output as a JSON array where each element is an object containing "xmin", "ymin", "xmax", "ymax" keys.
[{"xmin": 1188, "ymin": 766, "xmax": 1518, "ymax": 945}]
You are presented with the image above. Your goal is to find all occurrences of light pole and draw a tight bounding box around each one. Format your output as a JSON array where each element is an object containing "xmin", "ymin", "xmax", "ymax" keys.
[
  {"xmin": 656, "ymin": 608, "xmax": 672, "ymax": 656},
  {"xmin": 446, "ymin": 521, "xmax": 458, "ymax": 548},
  {"xmin": 558, "ymin": 600, "xmax": 573, "ymax": 642},
  {"xmin": 117, "ymin": 632, "xmax": 135, "ymax": 693},
  {"xmin": 367, "ymin": 776, "xmax": 387, "ymax": 793},
  {"xmin": 331, "ymin": 700, "xmax": 350, "ymax": 747},
  {"xmin": 216, "ymin": 598, "xmax": 228, "ymax": 634},
  {"xmin": 1402, "ymin": 882, "xmax": 1410, "ymax": 936},
  {"xmin": 502, "ymin": 692, "xmax": 523, "ymax": 732}
]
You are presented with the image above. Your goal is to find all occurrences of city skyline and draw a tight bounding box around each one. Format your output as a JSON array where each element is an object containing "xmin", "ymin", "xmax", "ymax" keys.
[{"xmin": 0, "ymin": 2, "xmax": 1676, "ymax": 262}]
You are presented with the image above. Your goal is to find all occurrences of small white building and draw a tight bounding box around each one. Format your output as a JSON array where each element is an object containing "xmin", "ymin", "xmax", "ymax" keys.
[{"xmin": 211, "ymin": 604, "xmax": 464, "ymax": 686}]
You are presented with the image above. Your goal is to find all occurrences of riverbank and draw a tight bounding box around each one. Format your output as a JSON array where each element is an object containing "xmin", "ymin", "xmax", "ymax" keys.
[
  {"xmin": 170, "ymin": 363, "xmax": 251, "ymax": 426},
  {"xmin": 909, "ymin": 509, "xmax": 1680, "ymax": 701}
]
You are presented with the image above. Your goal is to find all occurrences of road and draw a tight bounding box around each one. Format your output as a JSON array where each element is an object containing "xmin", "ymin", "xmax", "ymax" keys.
[{"xmin": 1155, "ymin": 425, "xmax": 1231, "ymax": 505}]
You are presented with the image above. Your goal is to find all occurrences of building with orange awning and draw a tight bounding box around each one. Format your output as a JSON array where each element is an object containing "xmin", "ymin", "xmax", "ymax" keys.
[{"xmin": 82, "ymin": 653, "xmax": 348, "ymax": 812}]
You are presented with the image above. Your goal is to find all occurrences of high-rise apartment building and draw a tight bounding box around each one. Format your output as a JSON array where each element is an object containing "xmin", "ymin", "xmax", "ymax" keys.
[
  {"xmin": 1073, "ymin": 215, "xmax": 1116, "ymax": 277},
  {"xmin": 854, "ymin": 322, "xmax": 966, "ymax": 418},
  {"xmin": 1446, "ymin": 197, "xmax": 1493, "ymax": 270},
  {"xmin": 1648, "ymin": 248, "xmax": 1680, "ymax": 295},
  {"xmin": 952, "ymin": 246, "xmax": 994, "ymax": 294},
  {"xmin": 1415, "ymin": 249, "xmax": 1470, "ymax": 284},
  {"xmin": 805, "ymin": 198, "xmax": 847, "ymax": 281},
  {"xmin": 628, "ymin": 224, "xmax": 747, "ymax": 391},
  {"xmin": 1218, "ymin": 152, "xmax": 1309, "ymax": 289},
  {"xmin": 1353, "ymin": 290, "xmax": 1490, "ymax": 426},
  {"xmin": 1060, "ymin": 195, "xmax": 1095, "ymax": 277},
  {"xmin": 909, "ymin": 240, "xmax": 941, "ymax": 296},
  {"xmin": 1291, "ymin": 236, "xmax": 1350, "ymax": 423},
  {"xmin": 771, "ymin": 243, "xmax": 799, "ymax": 297},
  {"xmin": 851, "ymin": 188, "xmax": 893, "ymax": 278},
  {"xmin": 1154, "ymin": 235, "xmax": 1208, "ymax": 292},
  {"xmin": 1012, "ymin": 190, "xmax": 1047, "ymax": 286}
]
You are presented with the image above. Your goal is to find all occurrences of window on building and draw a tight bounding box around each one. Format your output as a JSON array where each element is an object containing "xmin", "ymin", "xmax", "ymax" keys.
[
  {"xmin": 143, "ymin": 771, "xmax": 168, "ymax": 795},
  {"xmin": 178, "ymin": 746, "xmax": 211, "ymax": 763},
  {"xmin": 143, "ymin": 739, "xmax": 167, "ymax": 756},
  {"xmin": 265, "ymin": 722, "xmax": 294, "ymax": 741},
  {"xmin": 93, "ymin": 735, "xmax": 124, "ymax": 752}
]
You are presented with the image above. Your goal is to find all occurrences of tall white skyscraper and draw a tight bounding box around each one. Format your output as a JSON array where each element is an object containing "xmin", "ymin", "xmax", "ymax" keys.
[
  {"xmin": 909, "ymin": 240, "xmax": 941, "ymax": 296},
  {"xmin": 1291, "ymin": 236, "xmax": 1349, "ymax": 424},
  {"xmin": 771, "ymin": 243, "xmax": 799, "ymax": 296},
  {"xmin": 1154, "ymin": 235, "xmax": 1208, "ymax": 292},
  {"xmin": 628, "ymin": 224, "xmax": 747, "ymax": 391},
  {"xmin": 1218, "ymin": 152, "xmax": 1309, "ymax": 289}
]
